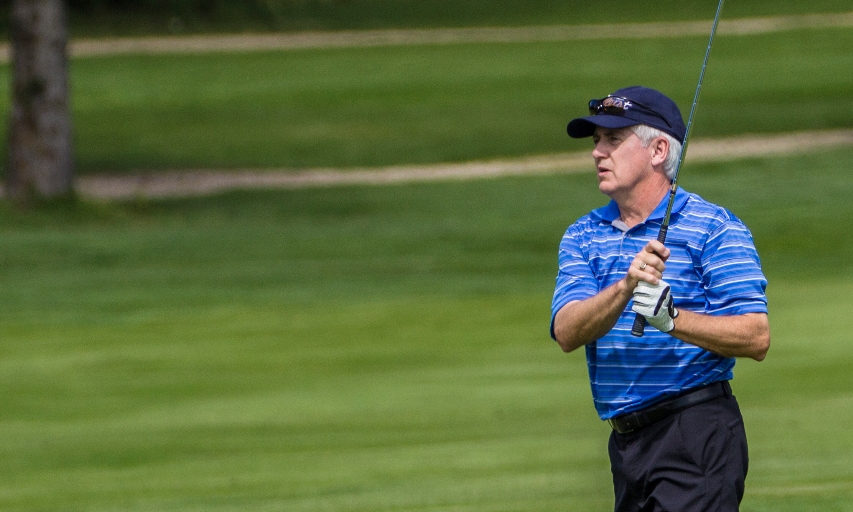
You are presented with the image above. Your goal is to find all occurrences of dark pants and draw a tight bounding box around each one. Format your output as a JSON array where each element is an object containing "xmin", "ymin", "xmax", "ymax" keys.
[{"xmin": 608, "ymin": 392, "xmax": 748, "ymax": 512}]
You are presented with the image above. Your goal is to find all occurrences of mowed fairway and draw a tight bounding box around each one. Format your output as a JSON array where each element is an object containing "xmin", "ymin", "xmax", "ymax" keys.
[{"xmin": 2, "ymin": 147, "xmax": 853, "ymax": 510}]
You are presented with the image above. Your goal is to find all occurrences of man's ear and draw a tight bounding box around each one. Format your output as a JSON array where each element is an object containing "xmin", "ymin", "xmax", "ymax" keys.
[{"xmin": 649, "ymin": 136, "xmax": 670, "ymax": 167}]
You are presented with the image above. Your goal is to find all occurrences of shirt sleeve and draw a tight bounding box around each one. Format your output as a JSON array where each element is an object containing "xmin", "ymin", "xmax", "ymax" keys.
[
  {"xmin": 700, "ymin": 215, "xmax": 768, "ymax": 316},
  {"xmin": 550, "ymin": 225, "xmax": 601, "ymax": 340}
]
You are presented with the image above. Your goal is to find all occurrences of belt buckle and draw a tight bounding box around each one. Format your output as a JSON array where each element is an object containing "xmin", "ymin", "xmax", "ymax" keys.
[{"xmin": 608, "ymin": 415, "xmax": 637, "ymax": 434}]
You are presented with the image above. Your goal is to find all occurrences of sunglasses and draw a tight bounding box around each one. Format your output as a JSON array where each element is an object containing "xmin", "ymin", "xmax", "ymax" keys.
[{"xmin": 588, "ymin": 96, "xmax": 672, "ymax": 128}]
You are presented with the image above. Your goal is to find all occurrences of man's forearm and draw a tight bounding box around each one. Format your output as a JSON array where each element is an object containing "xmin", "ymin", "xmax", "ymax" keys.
[
  {"xmin": 670, "ymin": 311, "xmax": 770, "ymax": 361},
  {"xmin": 553, "ymin": 280, "xmax": 633, "ymax": 352}
]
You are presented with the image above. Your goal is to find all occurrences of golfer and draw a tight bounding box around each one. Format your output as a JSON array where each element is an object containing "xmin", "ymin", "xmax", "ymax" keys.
[{"xmin": 550, "ymin": 85, "xmax": 770, "ymax": 511}]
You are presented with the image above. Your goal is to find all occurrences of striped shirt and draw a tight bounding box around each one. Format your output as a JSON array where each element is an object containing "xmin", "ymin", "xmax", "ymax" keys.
[{"xmin": 550, "ymin": 187, "xmax": 768, "ymax": 419}]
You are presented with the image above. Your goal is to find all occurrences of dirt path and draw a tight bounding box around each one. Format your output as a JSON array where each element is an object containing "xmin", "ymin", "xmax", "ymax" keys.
[
  {"xmin": 68, "ymin": 129, "xmax": 853, "ymax": 199},
  {"xmin": 1, "ymin": 11, "xmax": 852, "ymax": 61}
]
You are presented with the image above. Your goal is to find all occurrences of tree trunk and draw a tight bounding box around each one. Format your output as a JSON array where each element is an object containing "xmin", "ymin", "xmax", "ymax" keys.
[{"xmin": 7, "ymin": 0, "xmax": 74, "ymax": 202}]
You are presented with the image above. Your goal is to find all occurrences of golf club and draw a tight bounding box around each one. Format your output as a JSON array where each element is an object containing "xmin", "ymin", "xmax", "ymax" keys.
[{"xmin": 631, "ymin": 0, "xmax": 726, "ymax": 337}]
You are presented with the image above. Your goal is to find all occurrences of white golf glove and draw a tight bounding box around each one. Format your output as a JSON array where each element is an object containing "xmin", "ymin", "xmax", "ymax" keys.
[{"xmin": 632, "ymin": 279, "xmax": 679, "ymax": 333}]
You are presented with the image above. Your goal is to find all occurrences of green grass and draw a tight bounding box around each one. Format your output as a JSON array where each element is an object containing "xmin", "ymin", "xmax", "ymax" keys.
[
  {"xmin": 2, "ymin": 21, "xmax": 853, "ymax": 175},
  {"xmin": 2, "ymin": 147, "xmax": 853, "ymax": 510}
]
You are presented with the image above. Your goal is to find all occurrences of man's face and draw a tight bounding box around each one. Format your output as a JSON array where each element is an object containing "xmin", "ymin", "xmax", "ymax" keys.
[{"xmin": 591, "ymin": 126, "xmax": 654, "ymax": 198}]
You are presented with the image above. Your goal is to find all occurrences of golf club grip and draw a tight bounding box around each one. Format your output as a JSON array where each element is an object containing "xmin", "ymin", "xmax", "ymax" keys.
[
  {"xmin": 630, "ymin": 312, "xmax": 647, "ymax": 337},
  {"xmin": 657, "ymin": 224, "xmax": 669, "ymax": 244},
  {"xmin": 631, "ymin": 224, "xmax": 670, "ymax": 337}
]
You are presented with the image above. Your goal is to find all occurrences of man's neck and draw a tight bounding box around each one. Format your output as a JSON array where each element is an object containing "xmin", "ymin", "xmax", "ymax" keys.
[{"xmin": 614, "ymin": 178, "xmax": 670, "ymax": 228}]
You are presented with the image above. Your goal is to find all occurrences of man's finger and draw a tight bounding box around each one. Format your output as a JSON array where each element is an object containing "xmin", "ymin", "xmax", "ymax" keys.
[{"xmin": 643, "ymin": 241, "xmax": 670, "ymax": 261}]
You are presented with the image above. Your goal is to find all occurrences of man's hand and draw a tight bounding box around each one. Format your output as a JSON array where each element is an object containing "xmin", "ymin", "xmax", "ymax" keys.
[
  {"xmin": 632, "ymin": 279, "xmax": 679, "ymax": 333},
  {"xmin": 626, "ymin": 240, "xmax": 669, "ymax": 290}
]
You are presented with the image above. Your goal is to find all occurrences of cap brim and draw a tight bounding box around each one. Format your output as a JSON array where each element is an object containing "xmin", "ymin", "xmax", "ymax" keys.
[{"xmin": 567, "ymin": 115, "xmax": 640, "ymax": 138}]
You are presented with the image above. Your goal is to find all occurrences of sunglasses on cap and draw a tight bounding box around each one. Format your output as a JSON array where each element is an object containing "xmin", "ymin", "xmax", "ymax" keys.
[{"xmin": 588, "ymin": 96, "xmax": 673, "ymax": 128}]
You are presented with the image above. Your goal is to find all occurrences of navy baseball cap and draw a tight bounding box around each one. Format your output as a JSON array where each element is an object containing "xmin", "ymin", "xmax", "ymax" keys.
[{"xmin": 567, "ymin": 86, "xmax": 686, "ymax": 142}]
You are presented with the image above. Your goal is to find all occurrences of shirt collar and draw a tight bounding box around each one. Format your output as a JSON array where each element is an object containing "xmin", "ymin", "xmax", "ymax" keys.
[{"xmin": 590, "ymin": 187, "xmax": 690, "ymax": 224}]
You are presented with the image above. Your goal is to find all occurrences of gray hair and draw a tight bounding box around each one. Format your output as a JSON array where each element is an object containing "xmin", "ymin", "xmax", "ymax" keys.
[{"xmin": 630, "ymin": 125, "xmax": 682, "ymax": 181}]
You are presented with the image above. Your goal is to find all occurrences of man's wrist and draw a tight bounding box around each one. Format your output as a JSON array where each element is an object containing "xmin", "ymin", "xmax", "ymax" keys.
[
  {"xmin": 619, "ymin": 277, "xmax": 637, "ymax": 298},
  {"xmin": 667, "ymin": 306, "xmax": 680, "ymax": 332}
]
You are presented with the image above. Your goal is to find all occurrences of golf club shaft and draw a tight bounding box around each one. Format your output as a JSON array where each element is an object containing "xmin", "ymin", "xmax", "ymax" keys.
[{"xmin": 631, "ymin": 0, "xmax": 725, "ymax": 337}]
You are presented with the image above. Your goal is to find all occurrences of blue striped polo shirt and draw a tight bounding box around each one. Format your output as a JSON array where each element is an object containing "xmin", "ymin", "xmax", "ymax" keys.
[{"xmin": 550, "ymin": 187, "xmax": 768, "ymax": 419}]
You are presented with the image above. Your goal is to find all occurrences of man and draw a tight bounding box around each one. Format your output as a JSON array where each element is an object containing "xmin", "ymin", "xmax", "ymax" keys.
[{"xmin": 550, "ymin": 85, "xmax": 770, "ymax": 511}]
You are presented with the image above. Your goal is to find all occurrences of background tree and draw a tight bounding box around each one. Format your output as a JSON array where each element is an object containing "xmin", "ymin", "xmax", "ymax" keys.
[{"xmin": 6, "ymin": 0, "xmax": 74, "ymax": 203}]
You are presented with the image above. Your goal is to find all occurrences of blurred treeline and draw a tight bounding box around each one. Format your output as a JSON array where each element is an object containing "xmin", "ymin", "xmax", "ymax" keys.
[
  {"xmin": 3, "ymin": 0, "xmax": 581, "ymax": 37},
  {"xmin": 0, "ymin": 0, "xmax": 352, "ymax": 37}
]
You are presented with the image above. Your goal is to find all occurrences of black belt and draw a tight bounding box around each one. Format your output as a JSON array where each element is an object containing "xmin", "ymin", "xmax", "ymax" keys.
[{"xmin": 607, "ymin": 381, "xmax": 731, "ymax": 434}]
